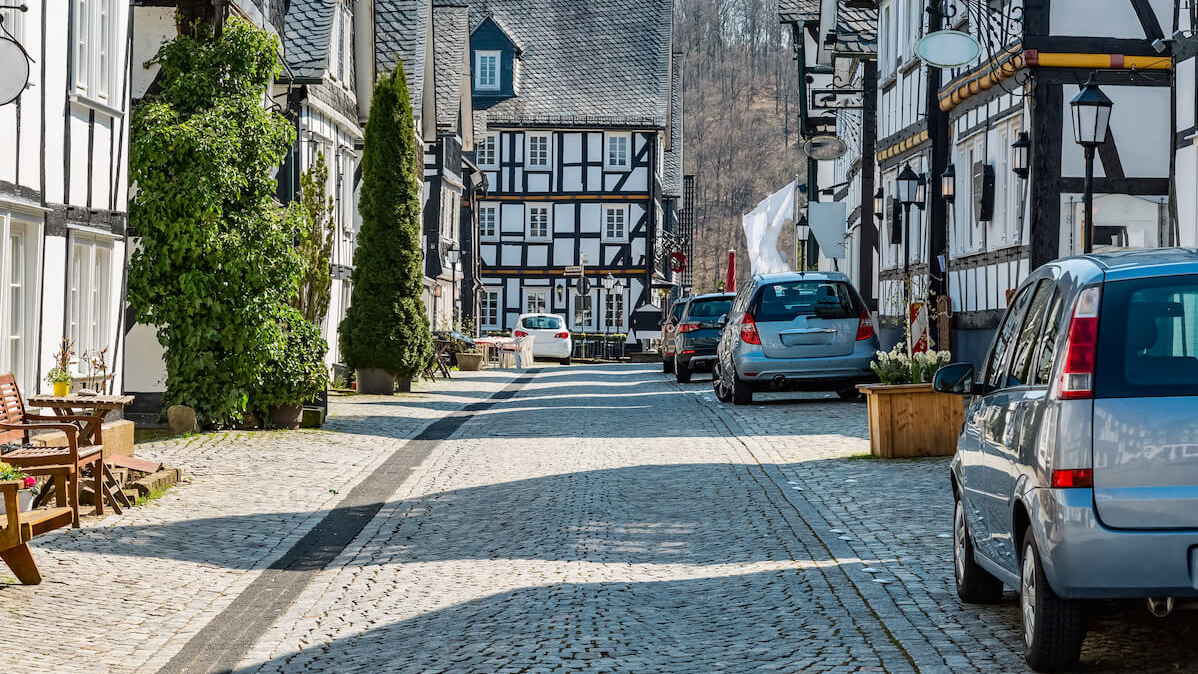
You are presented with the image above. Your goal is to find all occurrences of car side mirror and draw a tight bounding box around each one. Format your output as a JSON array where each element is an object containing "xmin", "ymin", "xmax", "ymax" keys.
[
  {"xmin": 717, "ymin": 314, "xmax": 728, "ymax": 328},
  {"xmin": 933, "ymin": 362, "xmax": 977, "ymax": 396}
]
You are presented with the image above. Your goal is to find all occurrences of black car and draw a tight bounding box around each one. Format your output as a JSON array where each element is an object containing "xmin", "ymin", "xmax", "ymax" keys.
[{"xmin": 673, "ymin": 292, "xmax": 736, "ymax": 383}]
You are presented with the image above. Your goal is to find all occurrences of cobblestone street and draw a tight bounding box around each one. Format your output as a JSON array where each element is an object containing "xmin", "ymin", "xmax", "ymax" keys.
[{"xmin": 3, "ymin": 364, "xmax": 1197, "ymax": 673}]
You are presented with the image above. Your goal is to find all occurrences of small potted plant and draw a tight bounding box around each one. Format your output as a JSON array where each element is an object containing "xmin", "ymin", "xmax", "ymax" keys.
[
  {"xmin": 46, "ymin": 336, "xmax": 75, "ymax": 396},
  {"xmin": 0, "ymin": 461, "xmax": 38, "ymax": 514}
]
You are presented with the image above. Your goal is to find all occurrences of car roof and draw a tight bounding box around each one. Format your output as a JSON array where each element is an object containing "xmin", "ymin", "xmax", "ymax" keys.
[
  {"xmin": 1054, "ymin": 248, "xmax": 1198, "ymax": 283},
  {"xmin": 690, "ymin": 292, "xmax": 736, "ymax": 301},
  {"xmin": 517, "ymin": 313, "xmax": 565, "ymax": 319},
  {"xmin": 750, "ymin": 270, "xmax": 851, "ymax": 284}
]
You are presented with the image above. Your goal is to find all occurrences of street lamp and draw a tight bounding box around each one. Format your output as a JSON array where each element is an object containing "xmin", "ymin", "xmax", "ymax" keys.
[
  {"xmin": 941, "ymin": 164, "xmax": 956, "ymax": 203},
  {"xmin": 915, "ymin": 173, "xmax": 928, "ymax": 210},
  {"xmin": 873, "ymin": 188, "xmax": 884, "ymax": 220},
  {"xmin": 1070, "ymin": 74, "xmax": 1112, "ymax": 254},
  {"xmin": 897, "ymin": 164, "xmax": 921, "ymax": 327},
  {"xmin": 1011, "ymin": 131, "xmax": 1030, "ymax": 179}
]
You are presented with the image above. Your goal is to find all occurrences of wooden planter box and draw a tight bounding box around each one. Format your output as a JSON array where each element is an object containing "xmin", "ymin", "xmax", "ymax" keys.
[{"xmin": 857, "ymin": 383, "xmax": 965, "ymax": 458}]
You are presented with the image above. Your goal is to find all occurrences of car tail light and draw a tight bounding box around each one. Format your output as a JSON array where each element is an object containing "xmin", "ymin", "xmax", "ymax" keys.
[
  {"xmin": 1058, "ymin": 286, "xmax": 1101, "ymax": 400},
  {"xmin": 855, "ymin": 309, "xmax": 874, "ymax": 341},
  {"xmin": 1051, "ymin": 468, "xmax": 1093, "ymax": 489},
  {"xmin": 739, "ymin": 314, "xmax": 761, "ymax": 345},
  {"xmin": 678, "ymin": 322, "xmax": 701, "ymax": 333},
  {"xmin": 554, "ymin": 332, "xmax": 569, "ymax": 339},
  {"xmin": 514, "ymin": 330, "xmax": 529, "ymax": 338}
]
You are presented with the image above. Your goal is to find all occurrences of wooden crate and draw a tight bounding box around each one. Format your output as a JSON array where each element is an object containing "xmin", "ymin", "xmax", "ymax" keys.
[{"xmin": 857, "ymin": 383, "xmax": 965, "ymax": 458}]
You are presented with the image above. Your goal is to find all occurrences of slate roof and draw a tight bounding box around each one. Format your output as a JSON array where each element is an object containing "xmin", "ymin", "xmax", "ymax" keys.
[
  {"xmin": 376, "ymin": 0, "xmax": 430, "ymax": 115},
  {"xmin": 433, "ymin": 1, "xmax": 470, "ymax": 129},
  {"xmin": 281, "ymin": 0, "xmax": 335, "ymax": 81},
  {"xmin": 778, "ymin": 0, "xmax": 819, "ymax": 23},
  {"xmin": 836, "ymin": 4, "xmax": 877, "ymax": 55},
  {"xmin": 663, "ymin": 53, "xmax": 684, "ymax": 199},
  {"xmin": 467, "ymin": 0, "xmax": 673, "ymax": 129}
]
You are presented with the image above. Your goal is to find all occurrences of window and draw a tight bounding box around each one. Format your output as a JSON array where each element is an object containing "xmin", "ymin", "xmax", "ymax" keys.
[
  {"xmin": 475, "ymin": 50, "xmax": 500, "ymax": 91},
  {"xmin": 477, "ymin": 134, "xmax": 498, "ymax": 168},
  {"xmin": 749, "ymin": 280, "xmax": 858, "ymax": 322},
  {"xmin": 526, "ymin": 205, "xmax": 550, "ymax": 240},
  {"xmin": 67, "ymin": 235, "xmax": 113, "ymax": 376},
  {"xmin": 1033, "ymin": 292, "xmax": 1064, "ymax": 386},
  {"xmin": 522, "ymin": 315, "xmax": 562, "ymax": 330},
  {"xmin": 574, "ymin": 293, "xmax": 594, "ymax": 330},
  {"xmin": 524, "ymin": 289, "xmax": 548, "ymax": 314},
  {"xmin": 0, "ymin": 213, "xmax": 37, "ymax": 392},
  {"xmin": 984, "ymin": 285, "xmax": 1032, "ymax": 390},
  {"xmin": 0, "ymin": 5, "xmax": 24, "ymax": 42},
  {"xmin": 481, "ymin": 289, "xmax": 500, "ymax": 328},
  {"xmin": 1007, "ymin": 281, "xmax": 1054, "ymax": 387},
  {"xmin": 527, "ymin": 134, "xmax": 550, "ymax": 168},
  {"xmin": 479, "ymin": 205, "xmax": 498, "ymax": 240},
  {"xmin": 605, "ymin": 292, "xmax": 625, "ymax": 330},
  {"xmin": 1095, "ymin": 275, "xmax": 1198, "ymax": 398},
  {"xmin": 605, "ymin": 134, "xmax": 630, "ymax": 170},
  {"xmin": 604, "ymin": 206, "xmax": 626, "ymax": 240},
  {"xmin": 73, "ymin": 0, "xmax": 118, "ymax": 101}
]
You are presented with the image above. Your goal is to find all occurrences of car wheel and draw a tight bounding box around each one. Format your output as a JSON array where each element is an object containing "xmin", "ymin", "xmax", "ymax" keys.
[
  {"xmin": 713, "ymin": 366, "xmax": 733, "ymax": 402},
  {"xmin": 1021, "ymin": 526, "xmax": 1085, "ymax": 672},
  {"xmin": 560, "ymin": 357, "xmax": 572, "ymax": 366},
  {"xmin": 663, "ymin": 356, "xmax": 675, "ymax": 374},
  {"xmin": 731, "ymin": 368, "xmax": 753, "ymax": 405},
  {"xmin": 953, "ymin": 497, "xmax": 1003, "ymax": 603},
  {"xmin": 837, "ymin": 387, "xmax": 863, "ymax": 401},
  {"xmin": 675, "ymin": 360, "xmax": 692, "ymax": 384}
]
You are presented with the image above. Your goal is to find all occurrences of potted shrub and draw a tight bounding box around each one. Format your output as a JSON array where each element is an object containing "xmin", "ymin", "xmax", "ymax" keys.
[
  {"xmin": 256, "ymin": 309, "xmax": 329, "ymax": 429},
  {"xmin": 0, "ymin": 462, "xmax": 38, "ymax": 514},
  {"xmin": 46, "ymin": 337, "xmax": 75, "ymax": 396},
  {"xmin": 857, "ymin": 344, "xmax": 962, "ymax": 458}
]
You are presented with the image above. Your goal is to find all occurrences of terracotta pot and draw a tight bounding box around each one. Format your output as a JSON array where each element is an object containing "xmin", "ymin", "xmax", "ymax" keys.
[
  {"xmin": 456, "ymin": 353, "xmax": 484, "ymax": 371},
  {"xmin": 356, "ymin": 368, "xmax": 396, "ymax": 395},
  {"xmin": 52, "ymin": 381, "xmax": 69, "ymax": 397},
  {"xmin": 268, "ymin": 404, "xmax": 304, "ymax": 430}
]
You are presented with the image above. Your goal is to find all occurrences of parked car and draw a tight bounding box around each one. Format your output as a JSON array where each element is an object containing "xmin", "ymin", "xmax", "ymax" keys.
[
  {"xmin": 933, "ymin": 249, "xmax": 1198, "ymax": 672},
  {"xmin": 514, "ymin": 313, "xmax": 572, "ymax": 365},
  {"xmin": 672, "ymin": 292, "xmax": 735, "ymax": 383},
  {"xmin": 713, "ymin": 272, "xmax": 878, "ymax": 405},
  {"xmin": 661, "ymin": 296, "xmax": 691, "ymax": 374}
]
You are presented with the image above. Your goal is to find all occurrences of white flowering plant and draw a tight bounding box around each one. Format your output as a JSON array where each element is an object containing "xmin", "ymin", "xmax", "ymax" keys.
[{"xmin": 870, "ymin": 343, "xmax": 953, "ymax": 385}]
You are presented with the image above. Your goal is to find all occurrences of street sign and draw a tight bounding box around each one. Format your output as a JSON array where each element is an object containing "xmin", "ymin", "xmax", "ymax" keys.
[
  {"xmin": 811, "ymin": 88, "xmax": 863, "ymax": 110},
  {"xmin": 576, "ymin": 276, "xmax": 591, "ymax": 295},
  {"xmin": 564, "ymin": 265, "xmax": 584, "ymax": 277}
]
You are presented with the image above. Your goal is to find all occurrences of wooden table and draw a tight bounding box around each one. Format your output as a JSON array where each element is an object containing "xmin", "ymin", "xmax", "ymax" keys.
[{"xmin": 24, "ymin": 394, "xmax": 135, "ymax": 513}]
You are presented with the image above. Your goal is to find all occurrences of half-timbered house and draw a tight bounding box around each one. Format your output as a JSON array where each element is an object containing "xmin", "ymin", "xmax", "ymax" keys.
[
  {"xmin": 0, "ymin": 0, "xmax": 131, "ymax": 396},
  {"xmin": 466, "ymin": 0, "xmax": 681, "ymax": 346}
]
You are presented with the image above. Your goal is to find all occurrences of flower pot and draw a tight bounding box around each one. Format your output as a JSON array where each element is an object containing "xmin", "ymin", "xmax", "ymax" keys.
[
  {"xmin": 52, "ymin": 381, "xmax": 69, "ymax": 397},
  {"xmin": 857, "ymin": 383, "xmax": 965, "ymax": 458},
  {"xmin": 0, "ymin": 489, "xmax": 35, "ymax": 515},
  {"xmin": 456, "ymin": 353, "xmax": 484, "ymax": 371},
  {"xmin": 356, "ymin": 368, "xmax": 396, "ymax": 395},
  {"xmin": 267, "ymin": 404, "xmax": 304, "ymax": 430}
]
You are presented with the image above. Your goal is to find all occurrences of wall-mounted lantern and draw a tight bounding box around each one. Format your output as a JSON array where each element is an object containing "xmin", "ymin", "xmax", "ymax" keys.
[
  {"xmin": 941, "ymin": 164, "xmax": 956, "ymax": 203},
  {"xmin": 1011, "ymin": 131, "xmax": 1031, "ymax": 179}
]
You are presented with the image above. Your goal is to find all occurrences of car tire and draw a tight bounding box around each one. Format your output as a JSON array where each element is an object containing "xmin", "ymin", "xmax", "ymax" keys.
[
  {"xmin": 560, "ymin": 357, "xmax": 572, "ymax": 366},
  {"xmin": 953, "ymin": 497, "xmax": 1003, "ymax": 603},
  {"xmin": 675, "ymin": 360, "xmax": 692, "ymax": 384},
  {"xmin": 713, "ymin": 366, "xmax": 733, "ymax": 402},
  {"xmin": 663, "ymin": 356, "xmax": 675, "ymax": 374},
  {"xmin": 837, "ymin": 387, "xmax": 863, "ymax": 401},
  {"xmin": 1021, "ymin": 526, "xmax": 1085, "ymax": 672},
  {"xmin": 731, "ymin": 368, "xmax": 753, "ymax": 405}
]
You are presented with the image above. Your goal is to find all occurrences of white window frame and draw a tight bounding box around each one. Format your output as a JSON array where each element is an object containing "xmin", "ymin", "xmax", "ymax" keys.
[
  {"xmin": 0, "ymin": 211, "xmax": 40, "ymax": 393},
  {"xmin": 526, "ymin": 204, "xmax": 551, "ymax": 241},
  {"xmin": 475, "ymin": 50, "xmax": 500, "ymax": 91},
  {"xmin": 605, "ymin": 133, "xmax": 631, "ymax": 171},
  {"xmin": 604, "ymin": 291, "xmax": 626, "ymax": 331},
  {"xmin": 0, "ymin": 5, "xmax": 24, "ymax": 42},
  {"xmin": 66, "ymin": 232, "xmax": 115, "ymax": 377},
  {"xmin": 572, "ymin": 291, "xmax": 596, "ymax": 331},
  {"xmin": 526, "ymin": 133, "xmax": 550, "ymax": 168},
  {"xmin": 479, "ymin": 204, "xmax": 498, "ymax": 241},
  {"xmin": 524, "ymin": 288, "xmax": 549, "ymax": 314},
  {"xmin": 481, "ymin": 288, "xmax": 501, "ymax": 329},
  {"xmin": 73, "ymin": 0, "xmax": 119, "ymax": 102},
  {"xmin": 477, "ymin": 133, "xmax": 499, "ymax": 168},
  {"xmin": 602, "ymin": 205, "xmax": 628, "ymax": 241}
]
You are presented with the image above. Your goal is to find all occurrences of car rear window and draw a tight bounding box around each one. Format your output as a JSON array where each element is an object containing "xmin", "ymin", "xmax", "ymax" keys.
[
  {"xmin": 687, "ymin": 299, "xmax": 733, "ymax": 319},
  {"xmin": 523, "ymin": 316, "xmax": 562, "ymax": 330},
  {"xmin": 750, "ymin": 281, "xmax": 857, "ymax": 321},
  {"xmin": 1096, "ymin": 274, "xmax": 1198, "ymax": 398}
]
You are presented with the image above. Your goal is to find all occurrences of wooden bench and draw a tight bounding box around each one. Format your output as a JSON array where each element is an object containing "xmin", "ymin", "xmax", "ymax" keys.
[{"xmin": 0, "ymin": 466, "xmax": 72, "ymax": 584}]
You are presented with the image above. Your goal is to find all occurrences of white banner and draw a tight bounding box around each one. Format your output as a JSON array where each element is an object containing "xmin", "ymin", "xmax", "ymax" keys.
[{"xmin": 742, "ymin": 180, "xmax": 796, "ymax": 276}]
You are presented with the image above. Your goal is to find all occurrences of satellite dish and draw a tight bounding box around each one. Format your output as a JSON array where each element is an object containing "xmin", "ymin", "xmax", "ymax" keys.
[
  {"xmin": 0, "ymin": 36, "xmax": 30, "ymax": 106},
  {"xmin": 802, "ymin": 136, "xmax": 848, "ymax": 161},
  {"xmin": 915, "ymin": 30, "xmax": 982, "ymax": 68}
]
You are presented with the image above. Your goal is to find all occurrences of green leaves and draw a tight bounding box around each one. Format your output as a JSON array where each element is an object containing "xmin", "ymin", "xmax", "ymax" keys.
[{"xmin": 129, "ymin": 17, "xmax": 325, "ymax": 428}]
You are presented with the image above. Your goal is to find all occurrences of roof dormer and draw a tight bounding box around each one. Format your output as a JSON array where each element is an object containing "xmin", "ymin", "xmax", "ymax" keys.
[{"xmin": 469, "ymin": 13, "xmax": 522, "ymax": 99}]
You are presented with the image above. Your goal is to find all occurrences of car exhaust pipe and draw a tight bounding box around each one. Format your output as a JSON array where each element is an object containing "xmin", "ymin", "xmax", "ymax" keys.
[
  {"xmin": 1146, "ymin": 597, "xmax": 1174, "ymax": 618},
  {"xmin": 771, "ymin": 374, "xmax": 786, "ymax": 388}
]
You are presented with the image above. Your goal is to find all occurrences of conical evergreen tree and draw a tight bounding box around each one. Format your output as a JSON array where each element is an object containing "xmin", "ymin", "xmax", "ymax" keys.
[{"xmin": 339, "ymin": 65, "xmax": 432, "ymax": 381}]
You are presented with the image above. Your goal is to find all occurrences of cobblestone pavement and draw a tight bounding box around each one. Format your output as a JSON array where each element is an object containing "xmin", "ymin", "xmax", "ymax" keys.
[{"xmin": 3, "ymin": 364, "xmax": 1197, "ymax": 673}]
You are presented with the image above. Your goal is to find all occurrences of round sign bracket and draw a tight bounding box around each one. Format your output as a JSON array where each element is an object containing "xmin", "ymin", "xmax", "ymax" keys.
[{"xmin": 802, "ymin": 136, "xmax": 849, "ymax": 161}]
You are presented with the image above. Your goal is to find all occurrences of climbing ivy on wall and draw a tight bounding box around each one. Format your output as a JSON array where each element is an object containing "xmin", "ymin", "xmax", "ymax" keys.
[{"xmin": 128, "ymin": 18, "xmax": 325, "ymax": 426}]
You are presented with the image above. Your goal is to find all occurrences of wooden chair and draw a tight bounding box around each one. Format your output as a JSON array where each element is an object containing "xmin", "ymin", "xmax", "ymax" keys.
[
  {"xmin": 0, "ymin": 374, "xmax": 105, "ymax": 527},
  {"xmin": 0, "ymin": 466, "xmax": 72, "ymax": 584}
]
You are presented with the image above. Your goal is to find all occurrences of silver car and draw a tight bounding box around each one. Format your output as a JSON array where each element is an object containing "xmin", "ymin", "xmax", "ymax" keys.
[
  {"xmin": 934, "ymin": 248, "xmax": 1198, "ymax": 672},
  {"xmin": 713, "ymin": 271, "xmax": 879, "ymax": 405}
]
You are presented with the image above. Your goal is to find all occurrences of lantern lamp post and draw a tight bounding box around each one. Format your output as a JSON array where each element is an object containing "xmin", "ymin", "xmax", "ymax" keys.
[
  {"xmin": 897, "ymin": 164, "xmax": 921, "ymax": 322},
  {"xmin": 1011, "ymin": 131, "xmax": 1031, "ymax": 179},
  {"xmin": 1070, "ymin": 74, "xmax": 1113, "ymax": 254},
  {"xmin": 941, "ymin": 164, "xmax": 956, "ymax": 203}
]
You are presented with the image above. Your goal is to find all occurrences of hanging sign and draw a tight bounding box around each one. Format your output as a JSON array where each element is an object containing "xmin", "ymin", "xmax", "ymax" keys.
[
  {"xmin": 811, "ymin": 89, "xmax": 863, "ymax": 110},
  {"xmin": 0, "ymin": 33, "xmax": 30, "ymax": 106},
  {"xmin": 915, "ymin": 30, "xmax": 982, "ymax": 68},
  {"xmin": 668, "ymin": 252, "xmax": 687, "ymax": 273},
  {"xmin": 575, "ymin": 276, "xmax": 591, "ymax": 295},
  {"xmin": 802, "ymin": 136, "xmax": 849, "ymax": 161}
]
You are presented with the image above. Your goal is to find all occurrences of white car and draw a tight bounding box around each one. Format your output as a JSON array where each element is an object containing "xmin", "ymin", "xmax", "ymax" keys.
[{"xmin": 514, "ymin": 313, "xmax": 573, "ymax": 364}]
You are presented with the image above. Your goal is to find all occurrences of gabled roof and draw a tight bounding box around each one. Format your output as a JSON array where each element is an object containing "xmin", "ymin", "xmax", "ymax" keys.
[
  {"xmin": 778, "ymin": 0, "xmax": 820, "ymax": 24},
  {"xmin": 663, "ymin": 53, "xmax": 683, "ymax": 199},
  {"xmin": 469, "ymin": 11, "xmax": 526, "ymax": 54},
  {"xmin": 282, "ymin": 0, "xmax": 335, "ymax": 81},
  {"xmin": 376, "ymin": 0, "xmax": 431, "ymax": 114},
  {"xmin": 836, "ymin": 4, "xmax": 877, "ymax": 55},
  {"xmin": 433, "ymin": 1, "xmax": 470, "ymax": 130},
  {"xmin": 468, "ymin": 0, "xmax": 673, "ymax": 129}
]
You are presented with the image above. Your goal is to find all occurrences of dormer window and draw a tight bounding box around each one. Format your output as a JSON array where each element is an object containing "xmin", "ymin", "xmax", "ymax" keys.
[
  {"xmin": 475, "ymin": 50, "xmax": 500, "ymax": 91},
  {"xmin": 605, "ymin": 133, "xmax": 630, "ymax": 171}
]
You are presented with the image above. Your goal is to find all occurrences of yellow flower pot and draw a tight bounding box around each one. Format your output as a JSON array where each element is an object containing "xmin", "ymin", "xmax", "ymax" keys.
[{"xmin": 52, "ymin": 381, "xmax": 69, "ymax": 397}]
